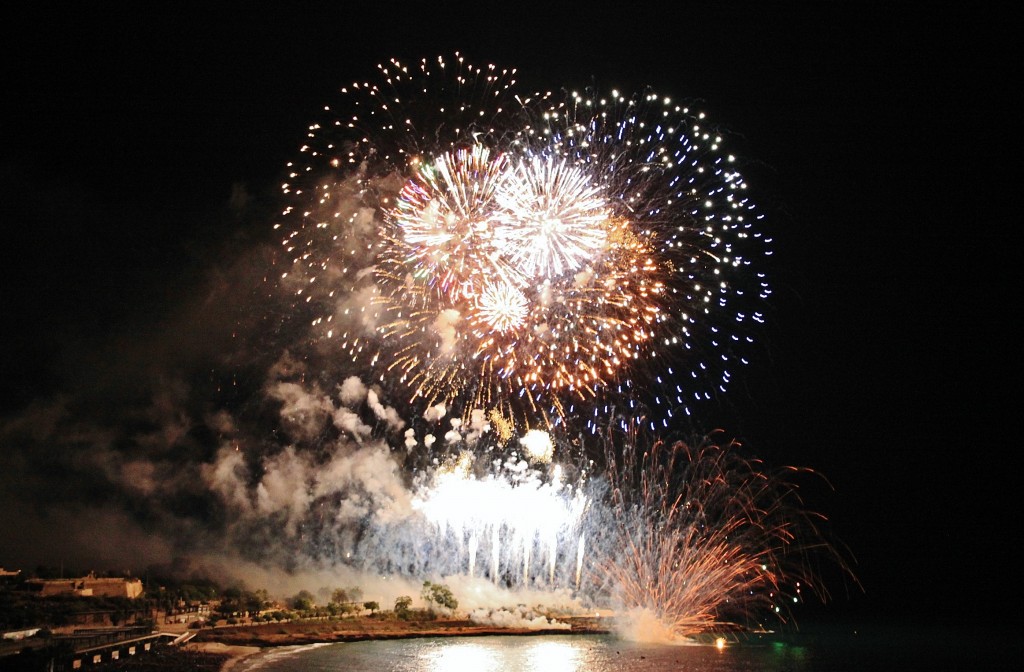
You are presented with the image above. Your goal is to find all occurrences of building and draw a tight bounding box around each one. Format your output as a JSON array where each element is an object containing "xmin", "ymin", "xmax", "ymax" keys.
[{"xmin": 25, "ymin": 574, "xmax": 143, "ymax": 599}]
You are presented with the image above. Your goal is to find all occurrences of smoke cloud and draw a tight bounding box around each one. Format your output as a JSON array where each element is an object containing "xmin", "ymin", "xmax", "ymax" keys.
[
  {"xmin": 0, "ymin": 149, "xmax": 602, "ymax": 613},
  {"xmin": 469, "ymin": 606, "xmax": 570, "ymax": 630}
]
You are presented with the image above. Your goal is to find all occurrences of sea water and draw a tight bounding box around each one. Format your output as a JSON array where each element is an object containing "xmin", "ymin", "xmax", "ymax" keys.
[{"xmin": 229, "ymin": 624, "xmax": 1012, "ymax": 672}]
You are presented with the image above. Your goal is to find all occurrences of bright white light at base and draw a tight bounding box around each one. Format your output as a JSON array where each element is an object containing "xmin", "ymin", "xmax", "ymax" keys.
[
  {"xmin": 412, "ymin": 463, "xmax": 588, "ymax": 586},
  {"xmin": 414, "ymin": 467, "xmax": 578, "ymax": 537}
]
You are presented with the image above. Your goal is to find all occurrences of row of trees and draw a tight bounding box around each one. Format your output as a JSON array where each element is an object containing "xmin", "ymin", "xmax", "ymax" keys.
[
  {"xmin": 202, "ymin": 581, "xmax": 457, "ymax": 626},
  {"xmin": 285, "ymin": 587, "xmax": 378, "ymax": 613},
  {"xmin": 287, "ymin": 582, "xmax": 457, "ymax": 618},
  {"xmin": 1, "ymin": 572, "xmax": 460, "ymax": 629}
]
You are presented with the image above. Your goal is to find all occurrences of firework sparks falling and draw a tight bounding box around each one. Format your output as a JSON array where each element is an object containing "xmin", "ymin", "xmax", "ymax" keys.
[
  {"xmin": 411, "ymin": 449, "xmax": 588, "ymax": 588},
  {"xmin": 589, "ymin": 434, "xmax": 849, "ymax": 637},
  {"xmin": 256, "ymin": 58, "xmax": 823, "ymax": 626}
]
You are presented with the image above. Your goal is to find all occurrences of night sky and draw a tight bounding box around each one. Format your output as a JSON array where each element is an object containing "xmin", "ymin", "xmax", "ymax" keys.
[{"xmin": 1, "ymin": 4, "xmax": 1019, "ymax": 627}]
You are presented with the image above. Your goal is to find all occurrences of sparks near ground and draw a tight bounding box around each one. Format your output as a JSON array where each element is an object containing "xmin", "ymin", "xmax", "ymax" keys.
[{"xmin": 593, "ymin": 435, "xmax": 844, "ymax": 635}]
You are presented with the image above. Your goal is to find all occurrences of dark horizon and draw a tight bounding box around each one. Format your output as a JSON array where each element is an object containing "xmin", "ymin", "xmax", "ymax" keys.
[{"xmin": 1, "ymin": 4, "xmax": 1018, "ymax": 628}]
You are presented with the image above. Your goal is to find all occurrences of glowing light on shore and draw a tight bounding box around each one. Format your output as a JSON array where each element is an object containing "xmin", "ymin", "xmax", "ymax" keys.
[{"xmin": 412, "ymin": 458, "xmax": 587, "ymax": 588}]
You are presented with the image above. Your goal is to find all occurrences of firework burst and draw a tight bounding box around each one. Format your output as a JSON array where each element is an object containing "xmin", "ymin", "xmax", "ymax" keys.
[
  {"xmin": 474, "ymin": 280, "xmax": 529, "ymax": 333},
  {"xmin": 274, "ymin": 54, "xmax": 770, "ymax": 439},
  {"xmin": 492, "ymin": 154, "xmax": 612, "ymax": 278}
]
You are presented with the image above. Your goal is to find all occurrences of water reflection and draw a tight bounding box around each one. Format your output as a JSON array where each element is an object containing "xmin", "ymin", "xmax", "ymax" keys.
[
  {"xmin": 234, "ymin": 627, "xmax": 1007, "ymax": 672},
  {"xmin": 524, "ymin": 640, "xmax": 581, "ymax": 672},
  {"xmin": 422, "ymin": 638, "xmax": 581, "ymax": 672},
  {"xmin": 424, "ymin": 642, "xmax": 499, "ymax": 672}
]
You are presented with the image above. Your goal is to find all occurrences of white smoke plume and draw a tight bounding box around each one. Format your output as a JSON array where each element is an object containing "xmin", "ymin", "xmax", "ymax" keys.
[
  {"xmin": 469, "ymin": 606, "xmax": 570, "ymax": 630},
  {"xmin": 464, "ymin": 408, "xmax": 490, "ymax": 446},
  {"xmin": 367, "ymin": 388, "xmax": 405, "ymax": 432},
  {"xmin": 339, "ymin": 376, "xmax": 368, "ymax": 406},
  {"xmin": 424, "ymin": 403, "xmax": 446, "ymax": 423},
  {"xmin": 431, "ymin": 309, "xmax": 461, "ymax": 356},
  {"xmin": 266, "ymin": 381, "xmax": 335, "ymax": 443},
  {"xmin": 332, "ymin": 406, "xmax": 372, "ymax": 441}
]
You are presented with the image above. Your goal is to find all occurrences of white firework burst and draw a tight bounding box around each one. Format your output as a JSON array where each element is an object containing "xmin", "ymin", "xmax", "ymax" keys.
[
  {"xmin": 474, "ymin": 280, "xmax": 529, "ymax": 333},
  {"xmin": 494, "ymin": 155, "xmax": 611, "ymax": 279}
]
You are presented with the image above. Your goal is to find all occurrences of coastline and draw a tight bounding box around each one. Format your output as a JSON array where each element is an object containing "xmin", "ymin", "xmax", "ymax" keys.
[
  {"xmin": 185, "ymin": 642, "xmax": 263, "ymax": 671},
  {"xmin": 185, "ymin": 616, "xmax": 612, "ymax": 670}
]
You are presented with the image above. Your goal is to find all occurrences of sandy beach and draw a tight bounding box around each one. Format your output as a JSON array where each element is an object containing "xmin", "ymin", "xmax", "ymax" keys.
[{"xmin": 186, "ymin": 642, "xmax": 263, "ymax": 671}]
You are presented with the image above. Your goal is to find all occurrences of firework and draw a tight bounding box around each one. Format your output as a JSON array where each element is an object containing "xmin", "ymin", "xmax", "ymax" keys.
[
  {"xmin": 491, "ymin": 154, "xmax": 612, "ymax": 278},
  {"xmin": 588, "ymin": 434, "xmax": 849, "ymax": 637},
  {"xmin": 389, "ymin": 144, "xmax": 516, "ymax": 301},
  {"xmin": 474, "ymin": 280, "xmax": 529, "ymax": 333},
  {"xmin": 273, "ymin": 54, "xmax": 770, "ymax": 437},
  {"xmin": 411, "ymin": 450, "xmax": 589, "ymax": 588}
]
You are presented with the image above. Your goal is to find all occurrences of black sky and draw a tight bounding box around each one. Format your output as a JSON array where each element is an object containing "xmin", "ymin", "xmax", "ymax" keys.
[{"xmin": 1, "ymin": 4, "xmax": 1019, "ymax": 626}]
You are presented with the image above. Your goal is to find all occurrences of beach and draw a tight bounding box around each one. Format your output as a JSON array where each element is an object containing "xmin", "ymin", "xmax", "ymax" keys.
[{"xmin": 184, "ymin": 642, "xmax": 263, "ymax": 671}]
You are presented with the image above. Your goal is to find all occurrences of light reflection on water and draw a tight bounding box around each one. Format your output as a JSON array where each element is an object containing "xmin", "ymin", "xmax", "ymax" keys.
[
  {"xmin": 524, "ymin": 640, "xmax": 581, "ymax": 672},
  {"xmin": 230, "ymin": 626, "xmax": 1009, "ymax": 672},
  {"xmin": 423, "ymin": 639, "xmax": 582, "ymax": 672},
  {"xmin": 424, "ymin": 642, "xmax": 499, "ymax": 672},
  {"xmin": 234, "ymin": 634, "xmax": 793, "ymax": 672}
]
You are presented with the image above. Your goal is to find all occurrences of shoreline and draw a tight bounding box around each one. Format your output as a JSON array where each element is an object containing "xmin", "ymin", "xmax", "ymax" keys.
[
  {"xmin": 185, "ymin": 642, "xmax": 262, "ymax": 671},
  {"xmin": 186, "ymin": 616, "xmax": 612, "ymax": 670}
]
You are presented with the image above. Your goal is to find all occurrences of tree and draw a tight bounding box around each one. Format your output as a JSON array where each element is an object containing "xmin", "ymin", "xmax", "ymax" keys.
[
  {"xmin": 243, "ymin": 590, "xmax": 266, "ymax": 616},
  {"xmin": 330, "ymin": 586, "xmax": 363, "ymax": 606},
  {"xmin": 289, "ymin": 590, "xmax": 315, "ymax": 611},
  {"xmin": 394, "ymin": 595, "xmax": 412, "ymax": 619},
  {"xmin": 216, "ymin": 588, "xmax": 242, "ymax": 617},
  {"xmin": 363, "ymin": 601, "xmax": 379, "ymax": 614},
  {"xmin": 421, "ymin": 581, "xmax": 458, "ymax": 612}
]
